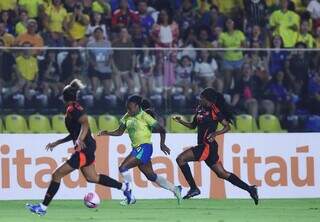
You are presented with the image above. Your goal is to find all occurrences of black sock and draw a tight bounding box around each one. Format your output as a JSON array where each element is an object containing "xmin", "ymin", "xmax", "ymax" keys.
[
  {"xmin": 179, "ymin": 163, "xmax": 197, "ymax": 190},
  {"xmin": 43, "ymin": 181, "xmax": 60, "ymax": 206},
  {"xmin": 226, "ymin": 173, "xmax": 250, "ymax": 192},
  {"xmin": 99, "ymin": 174, "xmax": 122, "ymax": 190}
]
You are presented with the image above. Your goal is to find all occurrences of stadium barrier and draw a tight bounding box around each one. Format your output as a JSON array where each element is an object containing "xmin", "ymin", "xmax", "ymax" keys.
[{"xmin": 0, "ymin": 133, "xmax": 319, "ymax": 200}]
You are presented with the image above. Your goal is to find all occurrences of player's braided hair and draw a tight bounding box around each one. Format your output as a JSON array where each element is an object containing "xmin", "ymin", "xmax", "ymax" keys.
[
  {"xmin": 200, "ymin": 88, "xmax": 235, "ymax": 124},
  {"xmin": 127, "ymin": 95, "xmax": 156, "ymax": 118},
  {"xmin": 63, "ymin": 79, "xmax": 85, "ymax": 102}
]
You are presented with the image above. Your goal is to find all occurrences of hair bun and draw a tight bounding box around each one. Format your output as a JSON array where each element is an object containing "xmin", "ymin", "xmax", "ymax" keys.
[{"xmin": 70, "ymin": 79, "xmax": 85, "ymax": 90}]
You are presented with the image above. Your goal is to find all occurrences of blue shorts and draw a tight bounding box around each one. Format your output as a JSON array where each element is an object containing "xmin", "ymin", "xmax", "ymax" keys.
[
  {"xmin": 130, "ymin": 143, "xmax": 153, "ymax": 165},
  {"xmin": 223, "ymin": 59, "xmax": 243, "ymax": 71}
]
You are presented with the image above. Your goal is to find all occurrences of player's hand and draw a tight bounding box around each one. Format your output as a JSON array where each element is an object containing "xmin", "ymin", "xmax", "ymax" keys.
[
  {"xmin": 172, "ymin": 116, "xmax": 181, "ymax": 123},
  {"xmin": 76, "ymin": 139, "xmax": 86, "ymax": 150},
  {"xmin": 98, "ymin": 130, "xmax": 108, "ymax": 136},
  {"xmin": 206, "ymin": 133, "xmax": 216, "ymax": 143},
  {"xmin": 45, "ymin": 141, "xmax": 58, "ymax": 152},
  {"xmin": 160, "ymin": 143, "xmax": 171, "ymax": 155}
]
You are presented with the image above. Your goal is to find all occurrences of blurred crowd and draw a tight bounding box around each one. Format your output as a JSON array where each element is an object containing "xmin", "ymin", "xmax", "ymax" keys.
[{"xmin": 0, "ymin": 0, "xmax": 319, "ymax": 130}]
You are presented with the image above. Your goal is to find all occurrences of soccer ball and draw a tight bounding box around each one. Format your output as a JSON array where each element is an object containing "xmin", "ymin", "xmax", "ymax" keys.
[{"xmin": 84, "ymin": 191, "xmax": 100, "ymax": 208}]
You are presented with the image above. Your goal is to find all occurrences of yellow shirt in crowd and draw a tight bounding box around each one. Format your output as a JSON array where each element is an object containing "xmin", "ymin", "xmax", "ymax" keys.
[
  {"xmin": 269, "ymin": 9, "xmax": 300, "ymax": 47},
  {"xmin": 16, "ymin": 55, "xmax": 38, "ymax": 81},
  {"xmin": 296, "ymin": 33, "xmax": 315, "ymax": 48},
  {"xmin": 18, "ymin": 0, "xmax": 44, "ymax": 18},
  {"xmin": 0, "ymin": 0, "xmax": 17, "ymax": 11},
  {"xmin": 219, "ymin": 30, "xmax": 245, "ymax": 61},
  {"xmin": 45, "ymin": 5, "xmax": 68, "ymax": 33},
  {"xmin": 66, "ymin": 13, "xmax": 89, "ymax": 40}
]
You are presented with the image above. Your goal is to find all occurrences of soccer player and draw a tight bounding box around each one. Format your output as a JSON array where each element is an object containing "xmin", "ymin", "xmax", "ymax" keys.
[
  {"xmin": 26, "ymin": 79, "xmax": 134, "ymax": 216},
  {"xmin": 99, "ymin": 95, "xmax": 182, "ymax": 205},
  {"xmin": 174, "ymin": 88, "xmax": 259, "ymax": 205}
]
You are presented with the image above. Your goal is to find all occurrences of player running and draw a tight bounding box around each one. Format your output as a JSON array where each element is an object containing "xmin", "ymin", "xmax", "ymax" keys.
[
  {"xmin": 174, "ymin": 88, "xmax": 259, "ymax": 205},
  {"xmin": 26, "ymin": 79, "xmax": 134, "ymax": 216},
  {"xmin": 99, "ymin": 95, "xmax": 182, "ymax": 205}
]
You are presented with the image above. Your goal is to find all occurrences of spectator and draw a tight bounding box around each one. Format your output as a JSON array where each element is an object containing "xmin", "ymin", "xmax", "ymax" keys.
[
  {"xmin": 43, "ymin": 0, "xmax": 68, "ymax": 34},
  {"xmin": 39, "ymin": 50, "xmax": 61, "ymax": 98},
  {"xmin": 175, "ymin": 55, "xmax": 194, "ymax": 96},
  {"xmin": 211, "ymin": 0, "xmax": 244, "ymax": 16},
  {"xmin": 0, "ymin": 39, "xmax": 16, "ymax": 87},
  {"xmin": 15, "ymin": 10, "xmax": 29, "ymax": 36},
  {"xmin": 247, "ymin": 25, "xmax": 267, "ymax": 48},
  {"xmin": 0, "ymin": 10, "xmax": 14, "ymax": 35},
  {"xmin": 86, "ymin": 12, "xmax": 108, "ymax": 43},
  {"xmin": 231, "ymin": 62, "xmax": 269, "ymax": 118},
  {"xmin": 268, "ymin": 35, "xmax": 288, "ymax": 77},
  {"xmin": 286, "ymin": 42, "xmax": 310, "ymax": 98},
  {"xmin": 131, "ymin": 23, "xmax": 147, "ymax": 53},
  {"xmin": 175, "ymin": 0, "xmax": 197, "ymax": 33},
  {"xmin": 151, "ymin": 9, "xmax": 180, "ymax": 88},
  {"xmin": 0, "ymin": 21, "xmax": 15, "ymax": 46},
  {"xmin": 135, "ymin": 43, "xmax": 156, "ymax": 96},
  {"xmin": 18, "ymin": 0, "xmax": 45, "ymax": 19},
  {"xmin": 315, "ymin": 25, "xmax": 320, "ymax": 48},
  {"xmin": 244, "ymin": 0, "xmax": 268, "ymax": 28},
  {"xmin": 112, "ymin": 27, "xmax": 135, "ymax": 94},
  {"xmin": 265, "ymin": 71, "xmax": 295, "ymax": 115},
  {"xmin": 60, "ymin": 50, "xmax": 83, "ymax": 84},
  {"xmin": 177, "ymin": 27, "xmax": 197, "ymax": 60},
  {"xmin": 137, "ymin": 0, "xmax": 155, "ymax": 37},
  {"xmin": 87, "ymin": 27, "xmax": 113, "ymax": 96},
  {"xmin": 109, "ymin": 0, "xmax": 137, "ymax": 12},
  {"xmin": 15, "ymin": 19, "xmax": 44, "ymax": 47},
  {"xmin": 194, "ymin": 50, "xmax": 222, "ymax": 90},
  {"xmin": 269, "ymin": 0, "xmax": 300, "ymax": 48},
  {"xmin": 307, "ymin": 0, "xmax": 320, "ymax": 29},
  {"xmin": 307, "ymin": 70, "xmax": 320, "ymax": 114},
  {"xmin": 296, "ymin": 20, "xmax": 315, "ymax": 48},
  {"xmin": 219, "ymin": 17, "xmax": 246, "ymax": 91},
  {"xmin": 198, "ymin": 4, "xmax": 225, "ymax": 30},
  {"xmin": 64, "ymin": 3, "xmax": 90, "ymax": 46},
  {"xmin": 14, "ymin": 42, "xmax": 39, "ymax": 104},
  {"xmin": 111, "ymin": 0, "xmax": 139, "ymax": 30},
  {"xmin": 194, "ymin": 26, "xmax": 214, "ymax": 48}
]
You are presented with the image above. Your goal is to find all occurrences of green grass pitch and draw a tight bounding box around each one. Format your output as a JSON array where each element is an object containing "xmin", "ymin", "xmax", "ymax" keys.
[{"xmin": 1, "ymin": 199, "xmax": 319, "ymax": 222}]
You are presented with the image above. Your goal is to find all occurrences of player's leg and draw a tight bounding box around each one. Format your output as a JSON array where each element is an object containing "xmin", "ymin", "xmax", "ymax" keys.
[
  {"xmin": 26, "ymin": 161, "xmax": 75, "ymax": 215},
  {"xmin": 176, "ymin": 147, "xmax": 201, "ymax": 199},
  {"xmin": 119, "ymin": 154, "xmax": 140, "ymax": 185},
  {"xmin": 207, "ymin": 161, "xmax": 259, "ymax": 205},
  {"xmin": 138, "ymin": 161, "xmax": 182, "ymax": 204}
]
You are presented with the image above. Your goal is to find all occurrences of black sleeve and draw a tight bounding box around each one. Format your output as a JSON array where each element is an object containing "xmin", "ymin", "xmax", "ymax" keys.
[{"xmin": 60, "ymin": 134, "xmax": 73, "ymax": 143}]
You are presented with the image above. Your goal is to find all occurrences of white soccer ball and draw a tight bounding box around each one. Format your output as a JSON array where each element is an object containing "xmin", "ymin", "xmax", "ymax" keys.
[{"xmin": 84, "ymin": 191, "xmax": 101, "ymax": 208}]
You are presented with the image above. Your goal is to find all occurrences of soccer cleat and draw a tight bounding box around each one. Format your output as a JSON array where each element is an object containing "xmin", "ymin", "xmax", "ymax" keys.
[
  {"xmin": 26, "ymin": 203, "xmax": 46, "ymax": 216},
  {"xmin": 183, "ymin": 188, "xmax": 201, "ymax": 199},
  {"xmin": 174, "ymin": 185, "xmax": 182, "ymax": 205},
  {"xmin": 122, "ymin": 182, "xmax": 136, "ymax": 205},
  {"xmin": 249, "ymin": 185, "xmax": 259, "ymax": 205}
]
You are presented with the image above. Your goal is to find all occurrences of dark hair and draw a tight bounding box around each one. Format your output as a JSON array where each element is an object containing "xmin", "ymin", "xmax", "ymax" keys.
[
  {"xmin": 63, "ymin": 79, "xmax": 84, "ymax": 102},
  {"xmin": 200, "ymin": 88, "xmax": 234, "ymax": 123},
  {"xmin": 127, "ymin": 95, "xmax": 143, "ymax": 106},
  {"xmin": 157, "ymin": 9, "xmax": 173, "ymax": 25},
  {"xmin": 141, "ymin": 98, "xmax": 156, "ymax": 118}
]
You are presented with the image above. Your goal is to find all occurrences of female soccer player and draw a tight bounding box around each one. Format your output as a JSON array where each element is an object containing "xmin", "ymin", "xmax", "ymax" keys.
[
  {"xmin": 26, "ymin": 79, "xmax": 133, "ymax": 216},
  {"xmin": 174, "ymin": 88, "xmax": 259, "ymax": 205},
  {"xmin": 99, "ymin": 95, "xmax": 182, "ymax": 205}
]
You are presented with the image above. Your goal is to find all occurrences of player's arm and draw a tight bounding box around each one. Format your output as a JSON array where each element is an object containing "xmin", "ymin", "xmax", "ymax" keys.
[
  {"xmin": 172, "ymin": 115, "xmax": 197, "ymax": 129},
  {"xmin": 76, "ymin": 114, "xmax": 90, "ymax": 150},
  {"xmin": 207, "ymin": 119, "xmax": 230, "ymax": 143},
  {"xmin": 98, "ymin": 124, "xmax": 126, "ymax": 136},
  {"xmin": 45, "ymin": 134, "xmax": 73, "ymax": 151},
  {"xmin": 153, "ymin": 123, "xmax": 171, "ymax": 155}
]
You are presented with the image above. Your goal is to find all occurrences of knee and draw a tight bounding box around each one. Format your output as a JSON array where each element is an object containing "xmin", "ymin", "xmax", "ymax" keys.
[
  {"xmin": 176, "ymin": 155, "xmax": 185, "ymax": 166},
  {"xmin": 216, "ymin": 171, "xmax": 230, "ymax": 180},
  {"xmin": 85, "ymin": 174, "xmax": 99, "ymax": 183},
  {"xmin": 52, "ymin": 171, "xmax": 62, "ymax": 182},
  {"xmin": 145, "ymin": 173, "xmax": 157, "ymax": 182}
]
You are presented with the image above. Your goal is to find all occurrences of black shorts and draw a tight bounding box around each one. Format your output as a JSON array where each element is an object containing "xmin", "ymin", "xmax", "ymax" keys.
[
  {"xmin": 191, "ymin": 141, "xmax": 220, "ymax": 167},
  {"xmin": 67, "ymin": 145, "xmax": 96, "ymax": 169}
]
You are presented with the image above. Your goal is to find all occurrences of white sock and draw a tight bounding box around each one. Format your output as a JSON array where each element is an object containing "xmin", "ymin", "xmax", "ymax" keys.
[
  {"xmin": 121, "ymin": 170, "xmax": 132, "ymax": 183},
  {"xmin": 155, "ymin": 175, "xmax": 176, "ymax": 193},
  {"xmin": 40, "ymin": 203, "xmax": 47, "ymax": 210}
]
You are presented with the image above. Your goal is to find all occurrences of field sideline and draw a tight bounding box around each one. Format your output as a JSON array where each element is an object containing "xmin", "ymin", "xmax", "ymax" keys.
[{"xmin": 1, "ymin": 199, "xmax": 319, "ymax": 222}]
